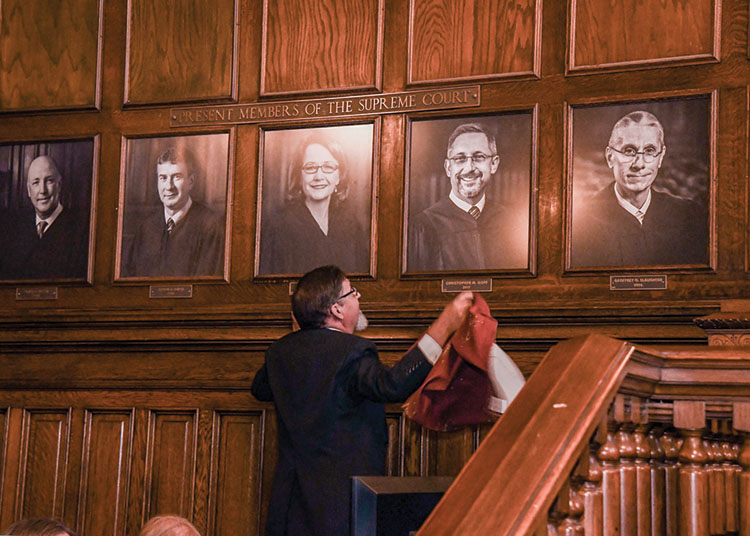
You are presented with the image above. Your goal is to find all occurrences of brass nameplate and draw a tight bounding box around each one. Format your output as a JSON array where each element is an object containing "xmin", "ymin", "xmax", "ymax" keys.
[
  {"xmin": 610, "ymin": 275, "xmax": 667, "ymax": 291},
  {"xmin": 16, "ymin": 287, "xmax": 58, "ymax": 300},
  {"xmin": 170, "ymin": 86, "xmax": 480, "ymax": 126},
  {"xmin": 441, "ymin": 278, "xmax": 493, "ymax": 293},
  {"xmin": 149, "ymin": 285, "xmax": 193, "ymax": 298}
]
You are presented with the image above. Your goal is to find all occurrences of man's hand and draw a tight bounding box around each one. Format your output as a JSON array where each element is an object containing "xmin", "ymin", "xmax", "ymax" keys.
[{"xmin": 426, "ymin": 291, "xmax": 474, "ymax": 346}]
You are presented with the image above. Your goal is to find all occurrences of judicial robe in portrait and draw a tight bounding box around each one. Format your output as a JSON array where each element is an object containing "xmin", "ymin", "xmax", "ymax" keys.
[
  {"xmin": 123, "ymin": 201, "xmax": 224, "ymax": 277},
  {"xmin": 0, "ymin": 207, "xmax": 89, "ymax": 280},
  {"xmin": 251, "ymin": 329, "xmax": 432, "ymax": 536},
  {"xmin": 571, "ymin": 183, "xmax": 708, "ymax": 268},
  {"xmin": 259, "ymin": 199, "xmax": 369, "ymax": 276},
  {"xmin": 408, "ymin": 196, "xmax": 528, "ymax": 272}
]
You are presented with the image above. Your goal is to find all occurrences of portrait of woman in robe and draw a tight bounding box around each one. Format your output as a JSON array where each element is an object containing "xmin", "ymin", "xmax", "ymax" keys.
[{"xmin": 258, "ymin": 131, "xmax": 370, "ymax": 276}]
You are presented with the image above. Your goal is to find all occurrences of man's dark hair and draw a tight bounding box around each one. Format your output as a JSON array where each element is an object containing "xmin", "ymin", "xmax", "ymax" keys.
[
  {"xmin": 292, "ymin": 265, "xmax": 346, "ymax": 329},
  {"xmin": 156, "ymin": 146, "xmax": 200, "ymax": 180},
  {"xmin": 5, "ymin": 517, "xmax": 78, "ymax": 536}
]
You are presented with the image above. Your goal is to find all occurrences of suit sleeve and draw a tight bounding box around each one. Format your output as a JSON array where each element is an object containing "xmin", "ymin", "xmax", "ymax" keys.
[
  {"xmin": 346, "ymin": 343, "xmax": 432, "ymax": 403},
  {"xmin": 250, "ymin": 362, "xmax": 274, "ymax": 401}
]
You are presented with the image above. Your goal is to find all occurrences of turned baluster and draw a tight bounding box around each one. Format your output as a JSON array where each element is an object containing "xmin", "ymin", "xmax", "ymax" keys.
[
  {"xmin": 598, "ymin": 418, "xmax": 620, "ymax": 536},
  {"xmin": 582, "ymin": 430, "xmax": 604, "ymax": 536},
  {"xmin": 734, "ymin": 402, "xmax": 750, "ymax": 536},
  {"xmin": 674, "ymin": 401, "xmax": 708, "ymax": 536},
  {"xmin": 706, "ymin": 420, "xmax": 726, "ymax": 535},
  {"xmin": 633, "ymin": 424, "xmax": 652, "ymax": 536},
  {"xmin": 647, "ymin": 427, "xmax": 665, "ymax": 536},
  {"xmin": 616, "ymin": 422, "xmax": 637, "ymax": 536},
  {"xmin": 659, "ymin": 428, "xmax": 681, "ymax": 536},
  {"xmin": 720, "ymin": 426, "xmax": 739, "ymax": 534}
]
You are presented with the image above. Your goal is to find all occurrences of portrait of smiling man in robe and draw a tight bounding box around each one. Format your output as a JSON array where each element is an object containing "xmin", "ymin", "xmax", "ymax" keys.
[
  {"xmin": 118, "ymin": 133, "xmax": 230, "ymax": 280},
  {"xmin": 405, "ymin": 114, "xmax": 532, "ymax": 274}
]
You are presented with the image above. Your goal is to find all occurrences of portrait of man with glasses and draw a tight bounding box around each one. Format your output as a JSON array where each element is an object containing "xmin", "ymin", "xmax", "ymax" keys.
[
  {"xmin": 406, "ymin": 116, "xmax": 531, "ymax": 272},
  {"xmin": 570, "ymin": 104, "xmax": 709, "ymax": 268}
]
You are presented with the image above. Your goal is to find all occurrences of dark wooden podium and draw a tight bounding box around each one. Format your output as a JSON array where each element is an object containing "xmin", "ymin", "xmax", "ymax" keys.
[{"xmin": 351, "ymin": 476, "xmax": 454, "ymax": 536}]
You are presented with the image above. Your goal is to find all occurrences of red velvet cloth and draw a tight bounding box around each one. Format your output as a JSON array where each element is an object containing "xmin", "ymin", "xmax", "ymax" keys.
[{"xmin": 403, "ymin": 294, "xmax": 498, "ymax": 431}]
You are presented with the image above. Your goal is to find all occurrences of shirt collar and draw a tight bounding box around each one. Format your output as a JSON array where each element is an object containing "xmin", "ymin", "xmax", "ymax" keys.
[
  {"xmin": 449, "ymin": 191, "xmax": 486, "ymax": 214},
  {"xmin": 35, "ymin": 203, "xmax": 63, "ymax": 229},
  {"xmin": 164, "ymin": 196, "xmax": 192, "ymax": 225},
  {"xmin": 613, "ymin": 184, "xmax": 651, "ymax": 224}
]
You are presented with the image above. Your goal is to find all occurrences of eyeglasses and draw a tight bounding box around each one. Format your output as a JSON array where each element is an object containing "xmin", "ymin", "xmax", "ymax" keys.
[
  {"xmin": 336, "ymin": 286, "xmax": 360, "ymax": 301},
  {"xmin": 302, "ymin": 162, "xmax": 339, "ymax": 174},
  {"xmin": 446, "ymin": 153, "xmax": 496, "ymax": 166},
  {"xmin": 608, "ymin": 145, "xmax": 663, "ymax": 163}
]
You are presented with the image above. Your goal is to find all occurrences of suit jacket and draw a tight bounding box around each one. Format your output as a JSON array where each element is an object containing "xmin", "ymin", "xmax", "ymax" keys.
[
  {"xmin": 259, "ymin": 199, "xmax": 369, "ymax": 276},
  {"xmin": 251, "ymin": 328, "xmax": 432, "ymax": 536},
  {"xmin": 571, "ymin": 183, "xmax": 708, "ymax": 267},
  {"xmin": 0, "ymin": 207, "xmax": 89, "ymax": 280},
  {"xmin": 408, "ymin": 196, "xmax": 528, "ymax": 271},
  {"xmin": 123, "ymin": 201, "xmax": 224, "ymax": 277}
]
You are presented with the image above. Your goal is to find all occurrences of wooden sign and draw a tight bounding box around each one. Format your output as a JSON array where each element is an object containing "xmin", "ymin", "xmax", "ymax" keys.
[{"xmin": 170, "ymin": 86, "xmax": 480, "ymax": 126}]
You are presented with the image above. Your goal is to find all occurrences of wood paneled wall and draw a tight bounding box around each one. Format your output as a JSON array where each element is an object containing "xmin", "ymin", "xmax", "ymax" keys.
[{"xmin": 1, "ymin": 0, "xmax": 749, "ymax": 533}]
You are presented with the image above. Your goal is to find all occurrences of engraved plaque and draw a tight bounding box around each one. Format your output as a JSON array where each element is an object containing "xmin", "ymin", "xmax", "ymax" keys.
[
  {"xmin": 149, "ymin": 285, "xmax": 194, "ymax": 299},
  {"xmin": 16, "ymin": 287, "xmax": 58, "ymax": 300},
  {"xmin": 441, "ymin": 278, "xmax": 493, "ymax": 293},
  {"xmin": 610, "ymin": 275, "xmax": 668, "ymax": 291}
]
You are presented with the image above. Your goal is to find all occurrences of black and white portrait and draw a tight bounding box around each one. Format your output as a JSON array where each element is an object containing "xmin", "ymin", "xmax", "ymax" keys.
[
  {"xmin": 256, "ymin": 123, "xmax": 375, "ymax": 277},
  {"xmin": 568, "ymin": 97, "xmax": 711, "ymax": 269},
  {"xmin": 118, "ymin": 132, "xmax": 230, "ymax": 280},
  {"xmin": 404, "ymin": 113, "xmax": 532, "ymax": 274},
  {"xmin": 0, "ymin": 139, "xmax": 95, "ymax": 282}
]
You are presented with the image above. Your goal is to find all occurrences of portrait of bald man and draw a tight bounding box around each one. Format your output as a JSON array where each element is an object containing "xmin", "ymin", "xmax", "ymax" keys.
[
  {"xmin": 570, "ymin": 103, "xmax": 710, "ymax": 268},
  {"xmin": 0, "ymin": 143, "xmax": 93, "ymax": 280}
]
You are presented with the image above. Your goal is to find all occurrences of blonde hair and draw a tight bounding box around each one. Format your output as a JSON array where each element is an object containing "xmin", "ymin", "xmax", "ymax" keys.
[{"xmin": 139, "ymin": 515, "xmax": 200, "ymax": 536}]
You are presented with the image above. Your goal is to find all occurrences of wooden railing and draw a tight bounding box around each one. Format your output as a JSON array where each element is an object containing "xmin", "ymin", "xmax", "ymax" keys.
[{"xmin": 418, "ymin": 334, "xmax": 750, "ymax": 535}]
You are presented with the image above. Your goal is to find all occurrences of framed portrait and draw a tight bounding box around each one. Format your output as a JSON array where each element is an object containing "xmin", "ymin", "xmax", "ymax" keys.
[
  {"xmin": 566, "ymin": 94, "xmax": 713, "ymax": 271},
  {"xmin": 403, "ymin": 111, "xmax": 534, "ymax": 275},
  {"xmin": 255, "ymin": 122, "xmax": 377, "ymax": 278},
  {"xmin": 116, "ymin": 132, "xmax": 232, "ymax": 281},
  {"xmin": 0, "ymin": 138, "xmax": 97, "ymax": 283}
]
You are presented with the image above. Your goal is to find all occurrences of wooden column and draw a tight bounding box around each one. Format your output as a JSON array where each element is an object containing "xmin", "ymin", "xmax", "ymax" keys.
[{"xmin": 647, "ymin": 427, "xmax": 666, "ymax": 536}]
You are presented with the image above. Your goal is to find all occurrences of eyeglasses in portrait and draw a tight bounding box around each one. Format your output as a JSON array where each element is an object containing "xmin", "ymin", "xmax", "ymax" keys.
[
  {"xmin": 567, "ymin": 96, "xmax": 712, "ymax": 270},
  {"xmin": 0, "ymin": 138, "xmax": 96, "ymax": 282},
  {"xmin": 117, "ymin": 132, "xmax": 230, "ymax": 280},
  {"xmin": 255, "ymin": 122, "xmax": 376, "ymax": 277},
  {"xmin": 403, "ymin": 112, "xmax": 533, "ymax": 275}
]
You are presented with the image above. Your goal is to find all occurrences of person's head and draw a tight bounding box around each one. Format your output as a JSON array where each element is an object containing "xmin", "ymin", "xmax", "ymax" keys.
[
  {"xmin": 5, "ymin": 517, "xmax": 77, "ymax": 536},
  {"xmin": 156, "ymin": 147, "xmax": 197, "ymax": 213},
  {"xmin": 291, "ymin": 265, "xmax": 366, "ymax": 333},
  {"xmin": 138, "ymin": 514, "xmax": 200, "ymax": 536},
  {"xmin": 26, "ymin": 156, "xmax": 62, "ymax": 219},
  {"xmin": 288, "ymin": 133, "xmax": 349, "ymax": 204},
  {"xmin": 444, "ymin": 123, "xmax": 499, "ymax": 204},
  {"xmin": 605, "ymin": 111, "xmax": 666, "ymax": 200}
]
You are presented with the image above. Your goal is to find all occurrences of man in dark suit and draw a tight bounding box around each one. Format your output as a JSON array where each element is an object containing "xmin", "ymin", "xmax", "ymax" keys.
[
  {"xmin": 408, "ymin": 122, "xmax": 528, "ymax": 271},
  {"xmin": 123, "ymin": 147, "xmax": 224, "ymax": 277},
  {"xmin": 251, "ymin": 265, "xmax": 473, "ymax": 536},
  {"xmin": 571, "ymin": 110, "xmax": 708, "ymax": 267},
  {"xmin": 0, "ymin": 155, "xmax": 89, "ymax": 280}
]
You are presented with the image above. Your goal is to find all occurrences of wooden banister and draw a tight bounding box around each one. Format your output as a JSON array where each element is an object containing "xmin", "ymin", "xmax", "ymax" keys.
[{"xmin": 417, "ymin": 334, "xmax": 750, "ymax": 535}]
